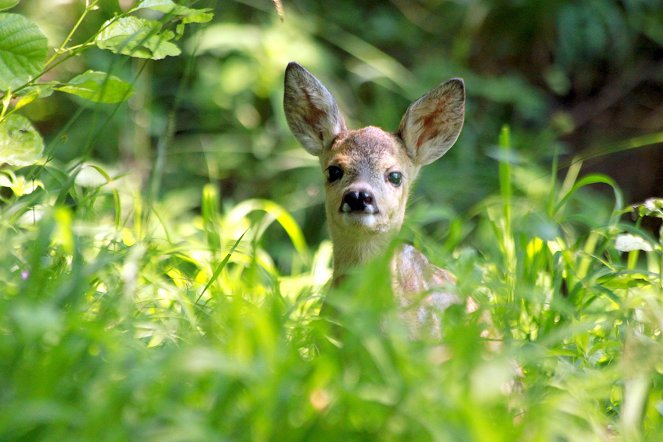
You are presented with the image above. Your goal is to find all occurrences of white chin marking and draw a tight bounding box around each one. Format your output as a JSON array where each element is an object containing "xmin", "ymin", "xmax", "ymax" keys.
[{"xmin": 341, "ymin": 213, "xmax": 378, "ymax": 229}]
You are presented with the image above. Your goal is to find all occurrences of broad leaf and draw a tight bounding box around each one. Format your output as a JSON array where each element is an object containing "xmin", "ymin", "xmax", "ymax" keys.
[
  {"xmin": 0, "ymin": 1, "xmax": 19, "ymax": 12},
  {"xmin": 0, "ymin": 113, "xmax": 43, "ymax": 166},
  {"xmin": 56, "ymin": 70, "xmax": 134, "ymax": 103},
  {"xmin": 0, "ymin": 13, "xmax": 48, "ymax": 90},
  {"xmin": 96, "ymin": 16, "xmax": 181, "ymax": 60}
]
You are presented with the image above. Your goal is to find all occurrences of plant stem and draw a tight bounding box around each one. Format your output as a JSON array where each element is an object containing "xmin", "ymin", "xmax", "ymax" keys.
[{"xmin": 45, "ymin": 1, "xmax": 97, "ymax": 68}]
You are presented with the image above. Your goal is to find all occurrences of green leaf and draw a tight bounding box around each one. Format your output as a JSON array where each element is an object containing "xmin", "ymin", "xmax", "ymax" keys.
[
  {"xmin": 635, "ymin": 198, "xmax": 663, "ymax": 219},
  {"xmin": 96, "ymin": 16, "xmax": 181, "ymax": 60},
  {"xmin": 135, "ymin": 0, "xmax": 214, "ymax": 23},
  {"xmin": 0, "ymin": 170, "xmax": 43, "ymax": 197},
  {"xmin": 0, "ymin": 113, "xmax": 43, "ymax": 166},
  {"xmin": 181, "ymin": 11, "xmax": 214, "ymax": 25},
  {"xmin": 135, "ymin": 0, "xmax": 179, "ymax": 11},
  {"xmin": 0, "ymin": 0, "xmax": 19, "ymax": 12},
  {"xmin": 197, "ymin": 230, "xmax": 248, "ymax": 303},
  {"xmin": 14, "ymin": 84, "xmax": 53, "ymax": 110},
  {"xmin": 56, "ymin": 70, "xmax": 134, "ymax": 104},
  {"xmin": 0, "ymin": 13, "xmax": 48, "ymax": 91}
]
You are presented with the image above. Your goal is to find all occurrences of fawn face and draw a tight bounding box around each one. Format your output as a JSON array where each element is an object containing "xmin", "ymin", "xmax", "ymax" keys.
[
  {"xmin": 320, "ymin": 126, "xmax": 415, "ymax": 235},
  {"xmin": 284, "ymin": 62, "xmax": 465, "ymax": 268}
]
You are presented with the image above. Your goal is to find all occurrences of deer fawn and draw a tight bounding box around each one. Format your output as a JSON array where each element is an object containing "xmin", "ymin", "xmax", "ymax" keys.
[{"xmin": 283, "ymin": 62, "xmax": 465, "ymax": 336}]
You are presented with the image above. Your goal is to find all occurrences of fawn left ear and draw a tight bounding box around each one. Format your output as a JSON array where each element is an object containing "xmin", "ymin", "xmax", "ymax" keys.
[
  {"xmin": 398, "ymin": 78, "xmax": 465, "ymax": 166},
  {"xmin": 284, "ymin": 62, "xmax": 347, "ymax": 156}
]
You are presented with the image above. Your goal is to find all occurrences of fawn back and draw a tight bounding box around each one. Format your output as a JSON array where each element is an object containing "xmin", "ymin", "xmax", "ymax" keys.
[{"xmin": 283, "ymin": 62, "xmax": 465, "ymax": 335}]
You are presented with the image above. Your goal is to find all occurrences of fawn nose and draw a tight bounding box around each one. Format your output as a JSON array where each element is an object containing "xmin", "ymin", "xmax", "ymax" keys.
[{"xmin": 341, "ymin": 190, "xmax": 376, "ymax": 213}]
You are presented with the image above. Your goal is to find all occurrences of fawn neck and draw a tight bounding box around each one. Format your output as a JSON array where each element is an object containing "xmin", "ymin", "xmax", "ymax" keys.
[{"xmin": 329, "ymin": 222, "xmax": 399, "ymax": 282}]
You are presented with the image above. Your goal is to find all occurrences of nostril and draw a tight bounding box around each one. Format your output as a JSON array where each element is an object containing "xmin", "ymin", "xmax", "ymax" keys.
[
  {"xmin": 342, "ymin": 190, "xmax": 375, "ymax": 212},
  {"xmin": 342, "ymin": 191, "xmax": 361, "ymax": 210}
]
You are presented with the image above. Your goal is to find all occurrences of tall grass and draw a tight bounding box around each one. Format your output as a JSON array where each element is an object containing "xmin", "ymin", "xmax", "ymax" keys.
[
  {"xmin": 1, "ymin": 1, "xmax": 660, "ymax": 440},
  {"xmin": 1, "ymin": 123, "xmax": 661, "ymax": 441}
]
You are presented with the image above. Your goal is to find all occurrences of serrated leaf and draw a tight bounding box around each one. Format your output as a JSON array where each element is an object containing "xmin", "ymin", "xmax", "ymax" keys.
[
  {"xmin": 0, "ymin": 1, "xmax": 19, "ymax": 12},
  {"xmin": 56, "ymin": 70, "xmax": 133, "ymax": 103},
  {"xmin": 0, "ymin": 13, "xmax": 48, "ymax": 91},
  {"xmin": 96, "ymin": 16, "xmax": 181, "ymax": 60},
  {"xmin": 0, "ymin": 113, "xmax": 43, "ymax": 166}
]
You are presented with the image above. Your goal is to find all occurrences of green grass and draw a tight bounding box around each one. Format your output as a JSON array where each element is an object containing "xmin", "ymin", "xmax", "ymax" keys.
[
  {"xmin": 2, "ymin": 2, "xmax": 661, "ymax": 440},
  {"xmin": 1, "ymin": 133, "xmax": 662, "ymax": 441}
]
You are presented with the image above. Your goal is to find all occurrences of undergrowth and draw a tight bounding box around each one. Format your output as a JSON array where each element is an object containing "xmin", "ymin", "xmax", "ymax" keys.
[
  {"xmin": 1, "ymin": 1, "xmax": 662, "ymax": 441},
  {"xmin": 1, "ymin": 125, "xmax": 661, "ymax": 441}
]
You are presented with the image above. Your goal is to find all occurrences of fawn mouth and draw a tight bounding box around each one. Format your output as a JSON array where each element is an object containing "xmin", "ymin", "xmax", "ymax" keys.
[
  {"xmin": 339, "ymin": 203, "xmax": 379, "ymax": 215},
  {"xmin": 338, "ymin": 210, "xmax": 381, "ymax": 229}
]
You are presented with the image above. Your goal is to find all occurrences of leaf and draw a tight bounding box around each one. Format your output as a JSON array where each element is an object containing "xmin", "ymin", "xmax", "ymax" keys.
[
  {"xmin": 0, "ymin": 113, "xmax": 43, "ymax": 166},
  {"xmin": 135, "ymin": 0, "xmax": 214, "ymax": 24},
  {"xmin": 135, "ymin": 0, "xmax": 181, "ymax": 11},
  {"xmin": 635, "ymin": 198, "xmax": 663, "ymax": 219},
  {"xmin": 0, "ymin": 13, "xmax": 48, "ymax": 90},
  {"xmin": 0, "ymin": 0, "xmax": 19, "ymax": 12},
  {"xmin": 56, "ymin": 70, "xmax": 134, "ymax": 103},
  {"xmin": 0, "ymin": 171, "xmax": 43, "ymax": 196},
  {"xmin": 96, "ymin": 16, "xmax": 181, "ymax": 60},
  {"xmin": 181, "ymin": 11, "xmax": 214, "ymax": 25},
  {"xmin": 197, "ymin": 230, "xmax": 248, "ymax": 303},
  {"xmin": 598, "ymin": 272, "xmax": 653, "ymax": 290},
  {"xmin": 14, "ymin": 84, "xmax": 53, "ymax": 110}
]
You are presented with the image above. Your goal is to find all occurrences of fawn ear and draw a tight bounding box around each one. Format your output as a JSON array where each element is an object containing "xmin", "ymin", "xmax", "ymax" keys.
[
  {"xmin": 398, "ymin": 78, "xmax": 465, "ymax": 166},
  {"xmin": 284, "ymin": 62, "xmax": 347, "ymax": 156}
]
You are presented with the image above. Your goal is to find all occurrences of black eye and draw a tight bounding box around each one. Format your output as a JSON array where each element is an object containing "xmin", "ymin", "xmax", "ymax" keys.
[
  {"xmin": 327, "ymin": 165, "xmax": 344, "ymax": 183},
  {"xmin": 387, "ymin": 171, "xmax": 402, "ymax": 186}
]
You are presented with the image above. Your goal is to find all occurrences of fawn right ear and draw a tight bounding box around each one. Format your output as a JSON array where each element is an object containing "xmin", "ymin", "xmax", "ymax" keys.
[
  {"xmin": 284, "ymin": 62, "xmax": 346, "ymax": 156},
  {"xmin": 398, "ymin": 78, "xmax": 465, "ymax": 166}
]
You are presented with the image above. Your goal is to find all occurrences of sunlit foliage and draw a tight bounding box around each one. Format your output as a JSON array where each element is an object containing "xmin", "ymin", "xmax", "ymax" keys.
[{"xmin": 1, "ymin": 1, "xmax": 661, "ymax": 440}]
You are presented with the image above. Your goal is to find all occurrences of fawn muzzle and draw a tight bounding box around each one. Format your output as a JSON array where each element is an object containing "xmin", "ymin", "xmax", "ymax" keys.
[{"xmin": 341, "ymin": 190, "xmax": 377, "ymax": 214}]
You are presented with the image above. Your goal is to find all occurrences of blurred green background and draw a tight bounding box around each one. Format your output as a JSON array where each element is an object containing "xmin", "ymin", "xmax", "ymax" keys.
[
  {"xmin": 3, "ymin": 2, "xmax": 663, "ymax": 439},
  {"xmin": 17, "ymin": 0, "xmax": 663, "ymax": 252}
]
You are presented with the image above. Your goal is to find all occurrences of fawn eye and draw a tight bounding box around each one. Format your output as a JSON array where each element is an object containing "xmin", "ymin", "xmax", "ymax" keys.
[
  {"xmin": 327, "ymin": 165, "xmax": 344, "ymax": 183},
  {"xmin": 387, "ymin": 171, "xmax": 402, "ymax": 186}
]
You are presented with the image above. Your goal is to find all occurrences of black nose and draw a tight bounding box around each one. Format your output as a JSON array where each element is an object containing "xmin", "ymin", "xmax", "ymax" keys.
[{"xmin": 342, "ymin": 190, "xmax": 374, "ymax": 212}]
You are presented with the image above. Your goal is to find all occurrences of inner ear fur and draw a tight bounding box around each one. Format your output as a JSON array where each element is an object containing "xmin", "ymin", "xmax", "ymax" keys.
[{"xmin": 398, "ymin": 78, "xmax": 465, "ymax": 166}]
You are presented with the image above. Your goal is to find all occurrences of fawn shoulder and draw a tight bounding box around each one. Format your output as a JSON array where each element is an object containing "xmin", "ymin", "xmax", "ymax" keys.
[{"xmin": 283, "ymin": 62, "xmax": 465, "ymax": 335}]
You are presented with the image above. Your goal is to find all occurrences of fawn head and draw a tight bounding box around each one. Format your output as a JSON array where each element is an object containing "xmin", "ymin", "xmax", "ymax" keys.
[{"xmin": 283, "ymin": 62, "xmax": 465, "ymax": 267}]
